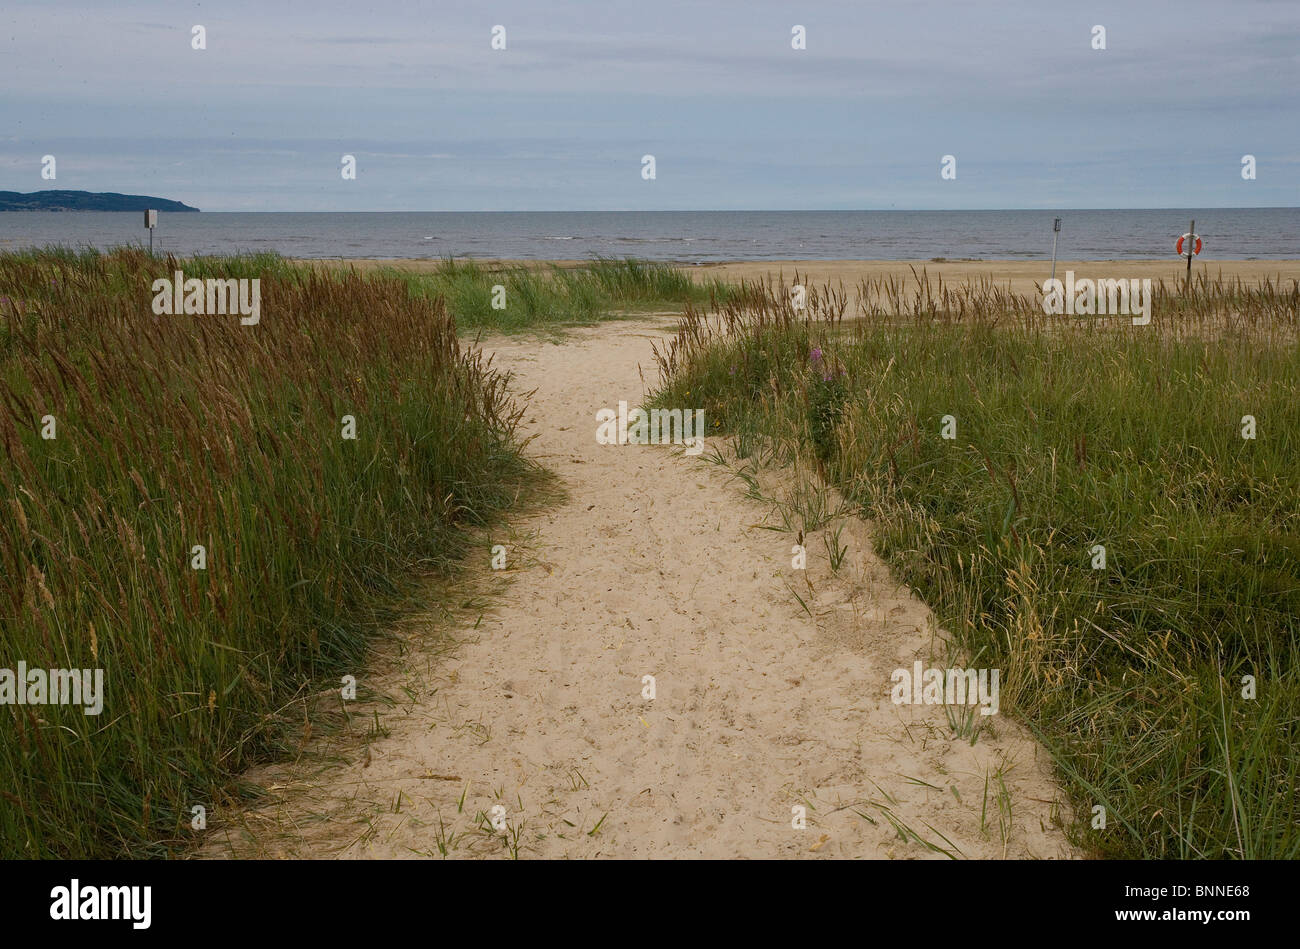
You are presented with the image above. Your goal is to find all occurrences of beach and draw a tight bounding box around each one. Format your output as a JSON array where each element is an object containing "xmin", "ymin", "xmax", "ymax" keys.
[
  {"xmin": 8, "ymin": 0, "xmax": 1298, "ymax": 916},
  {"xmin": 8, "ymin": 248, "xmax": 1295, "ymax": 864},
  {"xmin": 311, "ymin": 257, "xmax": 1300, "ymax": 298},
  {"xmin": 204, "ymin": 313, "xmax": 1078, "ymax": 859},
  {"xmin": 686, "ymin": 258, "xmax": 1300, "ymax": 294}
]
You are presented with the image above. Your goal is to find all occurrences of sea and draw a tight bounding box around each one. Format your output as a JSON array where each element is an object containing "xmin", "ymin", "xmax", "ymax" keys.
[{"xmin": 1, "ymin": 209, "xmax": 1298, "ymax": 262}]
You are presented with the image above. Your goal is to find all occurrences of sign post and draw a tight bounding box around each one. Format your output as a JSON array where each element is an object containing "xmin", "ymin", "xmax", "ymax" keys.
[
  {"xmin": 1176, "ymin": 222, "xmax": 1201, "ymax": 291},
  {"xmin": 1050, "ymin": 217, "xmax": 1061, "ymax": 283},
  {"xmin": 144, "ymin": 209, "xmax": 158, "ymax": 256}
]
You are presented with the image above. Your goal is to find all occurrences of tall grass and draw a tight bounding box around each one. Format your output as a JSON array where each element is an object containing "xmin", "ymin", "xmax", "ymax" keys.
[
  {"xmin": 651, "ymin": 270, "xmax": 1300, "ymax": 859},
  {"xmin": 0, "ymin": 248, "xmax": 540, "ymax": 858},
  {"xmin": 370, "ymin": 256, "xmax": 742, "ymax": 333}
]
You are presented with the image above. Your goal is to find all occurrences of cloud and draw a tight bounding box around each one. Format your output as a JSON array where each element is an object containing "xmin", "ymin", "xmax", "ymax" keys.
[{"xmin": 1, "ymin": 0, "xmax": 1296, "ymax": 209}]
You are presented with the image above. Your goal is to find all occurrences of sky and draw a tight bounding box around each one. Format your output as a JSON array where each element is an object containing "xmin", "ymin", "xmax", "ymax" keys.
[{"xmin": 2, "ymin": 0, "xmax": 1298, "ymax": 211}]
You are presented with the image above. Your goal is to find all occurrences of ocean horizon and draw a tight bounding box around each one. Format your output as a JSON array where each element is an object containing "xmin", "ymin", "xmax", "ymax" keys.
[{"xmin": 2, "ymin": 208, "xmax": 1298, "ymax": 262}]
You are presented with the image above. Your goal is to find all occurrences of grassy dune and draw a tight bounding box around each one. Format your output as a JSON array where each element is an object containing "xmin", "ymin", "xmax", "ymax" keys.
[
  {"xmin": 367, "ymin": 256, "xmax": 742, "ymax": 333},
  {"xmin": 0, "ymin": 248, "xmax": 543, "ymax": 858},
  {"xmin": 650, "ymin": 271, "xmax": 1300, "ymax": 859}
]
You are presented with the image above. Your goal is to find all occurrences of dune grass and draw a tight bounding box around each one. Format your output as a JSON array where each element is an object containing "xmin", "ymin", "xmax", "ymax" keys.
[
  {"xmin": 0, "ymin": 247, "xmax": 543, "ymax": 858},
  {"xmin": 370, "ymin": 256, "xmax": 742, "ymax": 333},
  {"xmin": 650, "ymin": 270, "xmax": 1300, "ymax": 859}
]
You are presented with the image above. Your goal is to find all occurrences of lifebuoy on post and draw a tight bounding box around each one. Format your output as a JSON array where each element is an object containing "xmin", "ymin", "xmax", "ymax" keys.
[{"xmin": 1175, "ymin": 233, "xmax": 1203, "ymax": 256}]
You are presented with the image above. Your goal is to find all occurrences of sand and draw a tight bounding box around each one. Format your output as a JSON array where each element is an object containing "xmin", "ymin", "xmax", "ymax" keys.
[
  {"xmin": 686, "ymin": 258, "xmax": 1300, "ymax": 297},
  {"xmin": 304, "ymin": 256, "xmax": 1300, "ymax": 300},
  {"xmin": 204, "ymin": 314, "xmax": 1078, "ymax": 860}
]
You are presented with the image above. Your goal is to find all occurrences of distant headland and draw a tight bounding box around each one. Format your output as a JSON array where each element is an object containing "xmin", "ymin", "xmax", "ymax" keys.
[{"xmin": 0, "ymin": 190, "xmax": 200, "ymax": 212}]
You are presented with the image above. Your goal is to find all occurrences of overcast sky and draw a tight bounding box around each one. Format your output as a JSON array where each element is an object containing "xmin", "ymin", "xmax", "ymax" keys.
[{"xmin": 2, "ymin": 0, "xmax": 1297, "ymax": 211}]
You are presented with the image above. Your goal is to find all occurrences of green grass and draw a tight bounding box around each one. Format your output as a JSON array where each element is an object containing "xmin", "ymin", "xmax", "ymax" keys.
[
  {"xmin": 650, "ymin": 271, "xmax": 1300, "ymax": 859},
  {"xmin": 0, "ymin": 247, "xmax": 545, "ymax": 858},
  {"xmin": 370, "ymin": 256, "xmax": 742, "ymax": 334}
]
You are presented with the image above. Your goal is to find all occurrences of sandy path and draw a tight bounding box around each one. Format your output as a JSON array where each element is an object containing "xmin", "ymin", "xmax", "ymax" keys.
[{"xmin": 207, "ymin": 318, "xmax": 1076, "ymax": 859}]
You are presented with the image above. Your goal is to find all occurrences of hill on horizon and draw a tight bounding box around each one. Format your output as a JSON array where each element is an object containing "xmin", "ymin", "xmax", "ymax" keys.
[{"xmin": 0, "ymin": 190, "xmax": 200, "ymax": 212}]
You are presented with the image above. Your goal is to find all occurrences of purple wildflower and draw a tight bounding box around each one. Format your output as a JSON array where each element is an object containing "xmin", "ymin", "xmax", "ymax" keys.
[{"xmin": 810, "ymin": 347, "xmax": 823, "ymax": 365}]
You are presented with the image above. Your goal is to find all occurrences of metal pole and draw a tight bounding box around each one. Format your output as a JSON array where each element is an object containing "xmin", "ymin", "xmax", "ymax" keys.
[
  {"xmin": 1186, "ymin": 218, "xmax": 1194, "ymax": 288},
  {"xmin": 1050, "ymin": 218, "xmax": 1060, "ymax": 283}
]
